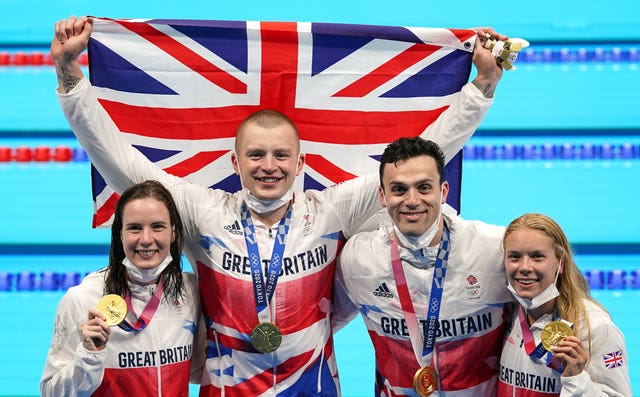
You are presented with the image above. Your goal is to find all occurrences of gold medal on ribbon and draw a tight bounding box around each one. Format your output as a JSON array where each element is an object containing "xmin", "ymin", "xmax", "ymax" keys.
[
  {"xmin": 541, "ymin": 320, "xmax": 573, "ymax": 351},
  {"xmin": 96, "ymin": 294, "xmax": 127, "ymax": 326},
  {"xmin": 413, "ymin": 366, "xmax": 437, "ymax": 396},
  {"xmin": 250, "ymin": 322, "xmax": 282, "ymax": 353}
]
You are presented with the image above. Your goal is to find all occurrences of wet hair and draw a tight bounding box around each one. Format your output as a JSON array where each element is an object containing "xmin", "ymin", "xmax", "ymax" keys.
[
  {"xmin": 378, "ymin": 137, "xmax": 446, "ymax": 187},
  {"xmin": 103, "ymin": 180, "xmax": 186, "ymax": 303},
  {"xmin": 503, "ymin": 213, "xmax": 607, "ymax": 352}
]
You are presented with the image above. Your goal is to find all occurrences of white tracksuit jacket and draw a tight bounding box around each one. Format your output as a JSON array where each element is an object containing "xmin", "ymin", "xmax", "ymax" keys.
[
  {"xmin": 497, "ymin": 299, "xmax": 632, "ymax": 397},
  {"xmin": 335, "ymin": 205, "xmax": 512, "ymax": 397},
  {"xmin": 40, "ymin": 271, "xmax": 202, "ymax": 396}
]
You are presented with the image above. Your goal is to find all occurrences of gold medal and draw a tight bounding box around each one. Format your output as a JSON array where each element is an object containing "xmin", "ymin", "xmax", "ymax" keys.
[
  {"xmin": 96, "ymin": 294, "xmax": 127, "ymax": 326},
  {"xmin": 250, "ymin": 322, "xmax": 282, "ymax": 353},
  {"xmin": 413, "ymin": 366, "xmax": 437, "ymax": 396},
  {"xmin": 541, "ymin": 320, "xmax": 573, "ymax": 351}
]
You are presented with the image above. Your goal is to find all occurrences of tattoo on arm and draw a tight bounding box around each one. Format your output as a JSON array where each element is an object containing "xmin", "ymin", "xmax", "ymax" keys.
[
  {"xmin": 472, "ymin": 80, "xmax": 494, "ymax": 98},
  {"xmin": 56, "ymin": 62, "xmax": 82, "ymax": 93},
  {"xmin": 481, "ymin": 83, "xmax": 493, "ymax": 97},
  {"xmin": 62, "ymin": 76, "xmax": 82, "ymax": 93}
]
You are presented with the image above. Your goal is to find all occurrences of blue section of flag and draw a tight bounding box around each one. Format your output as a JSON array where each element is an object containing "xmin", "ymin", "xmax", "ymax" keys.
[
  {"xmin": 167, "ymin": 21, "xmax": 249, "ymax": 72},
  {"xmin": 303, "ymin": 173, "xmax": 327, "ymax": 191},
  {"xmin": 88, "ymin": 39, "xmax": 177, "ymax": 94},
  {"xmin": 91, "ymin": 164, "xmax": 108, "ymax": 197},
  {"xmin": 383, "ymin": 50, "xmax": 472, "ymax": 97},
  {"xmin": 211, "ymin": 173, "xmax": 241, "ymax": 192},
  {"xmin": 132, "ymin": 145, "xmax": 181, "ymax": 162}
]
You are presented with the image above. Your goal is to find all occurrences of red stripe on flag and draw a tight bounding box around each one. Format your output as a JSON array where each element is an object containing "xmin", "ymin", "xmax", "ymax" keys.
[
  {"xmin": 305, "ymin": 153, "xmax": 357, "ymax": 184},
  {"xmin": 98, "ymin": 99, "xmax": 242, "ymax": 139},
  {"xmin": 294, "ymin": 107, "xmax": 448, "ymax": 144},
  {"xmin": 333, "ymin": 43, "xmax": 440, "ymax": 97},
  {"xmin": 258, "ymin": 22, "xmax": 300, "ymax": 111},
  {"xmin": 163, "ymin": 150, "xmax": 229, "ymax": 177},
  {"xmin": 116, "ymin": 20, "xmax": 248, "ymax": 94},
  {"xmin": 450, "ymin": 29, "xmax": 477, "ymax": 44},
  {"xmin": 99, "ymin": 97, "xmax": 448, "ymax": 145},
  {"xmin": 93, "ymin": 192, "xmax": 120, "ymax": 228}
]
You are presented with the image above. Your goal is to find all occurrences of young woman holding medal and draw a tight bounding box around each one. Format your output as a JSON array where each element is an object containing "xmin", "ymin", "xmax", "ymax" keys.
[
  {"xmin": 41, "ymin": 180, "xmax": 204, "ymax": 396},
  {"xmin": 334, "ymin": 137, "xmax": 512, "ymax": 396},
  {"xmin": 51, "ymin": 15, "xmax": 509, "ymax": 395},
  {"xmin": 498, "ymin": 213, "xmax": 632, "ymax": 396}
]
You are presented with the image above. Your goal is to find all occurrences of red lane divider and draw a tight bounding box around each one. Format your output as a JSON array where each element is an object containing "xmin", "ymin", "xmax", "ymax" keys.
[
  {"xmin": 0, "ymin": 146, "xmax": 85, "ymax": 162},
  {"xmin": 0, "ymin": 51, "xmax": 88, "ymax": 66}
]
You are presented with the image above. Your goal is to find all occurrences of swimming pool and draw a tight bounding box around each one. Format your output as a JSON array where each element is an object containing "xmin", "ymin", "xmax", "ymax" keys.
[{"xmin": 0, "ymin": 148, "xmax": 638, "ymax": 395}]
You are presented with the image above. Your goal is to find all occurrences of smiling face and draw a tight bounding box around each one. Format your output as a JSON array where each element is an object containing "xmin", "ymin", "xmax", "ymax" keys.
[
  {"xmin": 120, "ymin": 197, "xmax": 175, "ymax": 270},
  {"xmin": 231, "ymin": 120, "xmax": 304, "ymax": 201},
  {"xmin": 378, "ymin": 154, "xmax": 448, "ymax": 238},
  {"xmin": 503, "ymin": 227, "xmax": 562, "ymax": 302}
]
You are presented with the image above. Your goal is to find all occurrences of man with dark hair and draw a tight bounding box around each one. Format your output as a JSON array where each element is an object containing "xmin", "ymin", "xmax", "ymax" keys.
[{"xmin": 336, "ymin": 136, "xmax": 512, "ymax": 397}]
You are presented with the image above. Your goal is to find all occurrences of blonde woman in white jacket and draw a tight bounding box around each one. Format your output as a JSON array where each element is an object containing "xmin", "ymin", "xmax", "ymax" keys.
[{"xmin": 498, "ymin": 213, "xmax": 631, "ymax": 397}]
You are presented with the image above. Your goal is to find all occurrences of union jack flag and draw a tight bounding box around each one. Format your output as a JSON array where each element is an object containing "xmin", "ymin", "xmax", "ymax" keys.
[
  {"xmin": 603, "ymin": 350, "xmax": 624, "ymax": 369},
  {"xmin": 87, "ymin": 18, "xmax": 475, "ymax": 227}
]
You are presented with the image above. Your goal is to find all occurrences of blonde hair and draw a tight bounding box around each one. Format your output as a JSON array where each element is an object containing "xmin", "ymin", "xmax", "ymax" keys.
[
  {"xmin": 503, "ymin": 213, "xmax": 608, "ymax": 352},
  {"xmin": 235, "ymin": 109, "xmax": 300, "ymax": 152}
]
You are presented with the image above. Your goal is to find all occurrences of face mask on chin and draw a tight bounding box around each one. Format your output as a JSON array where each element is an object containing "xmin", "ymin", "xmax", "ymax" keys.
[
  {"xmin": 507, "ymin": 261, "xmax": 562, "ymax": 311},
  {"xmin": 122, "ymin": 255, "xmax": 173, "ymax": 285},
  {"xmin": 235, "ymin": 155, "xmax": 297, "ymax": 214},
  {"xmin": 241, "ymin": 188, "xmax": 293, "ymax": 214},
  {"xmin": 383, "ymin": 190, "xmax": 442, "ymax": 251},
  {"xmin": 392, "ymin": 213, "xmax": 441, "ymax": 251}
]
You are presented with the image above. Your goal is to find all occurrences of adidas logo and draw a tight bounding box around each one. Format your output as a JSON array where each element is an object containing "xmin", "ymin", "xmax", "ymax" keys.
[
  {"xmin": 224, "ymin": 220, "xmax": 243, "ymax": 235},
  {"xmin": 373, "ymin": 282, "xmax": 393, "ymax": 298}
]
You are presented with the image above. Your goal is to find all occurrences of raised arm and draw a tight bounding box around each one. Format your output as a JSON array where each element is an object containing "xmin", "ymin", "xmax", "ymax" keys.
[
  {"xmin": 51, "ymin": 16, "xmax": 92, "ymax": 94},
  {"xmin": 51, "ymin": 16, "xmax": 221, "ymax": 238},
  {"xmin": 419, "ymin": 28, "xmax": 505, "ymax": 163},
  {"xmin": 471, "ymin": 27, "xmax": 506, "ymax": 98}
]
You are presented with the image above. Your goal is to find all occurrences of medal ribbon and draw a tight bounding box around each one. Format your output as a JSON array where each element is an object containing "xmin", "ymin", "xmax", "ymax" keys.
[
  {"xmin": 119, "ymin": 278, "xmax": 165, "ymax": 332},
  {"xmin": 390, "ymin": 226, "xmax": 450, "ymax": 366},
  {"xmin": 241, "ymin": 202, "xmax": 293, "ymax": 324},
  {"xmin": 518, "ymin": 306, "xmax": 566, "ymax": 373}
]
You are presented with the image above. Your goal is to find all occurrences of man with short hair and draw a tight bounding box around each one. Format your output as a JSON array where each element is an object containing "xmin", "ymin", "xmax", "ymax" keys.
[
  {"xmin": 335, "ymin": 137, "xmax": 512, "ymax": 396},
  {"xmin": 52, "ymin": 16, "xmax": 506, "ymax": 395}
]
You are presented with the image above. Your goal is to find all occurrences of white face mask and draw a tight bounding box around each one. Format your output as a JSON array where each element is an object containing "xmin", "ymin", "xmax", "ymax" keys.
[
  {"xmin": 392, "ymin": 213, "xmax": 441, "ymax": 251},
  {"xmin": 382, "ymin": 190, "xmax": 442, "ymax": 250},
  {"xmin": 241, "ymin": 188, "xmax": 293, "ymax": 214},
  {"xmin": 235, "ymin": 155, "xmax": 297, "ymax": 214},
  {"xmin": 122, "ymin": 254, "xmax": 173, "ymax": 285},
  {"xmin": 507, "ymin": 261, "xmax": 561, "ymax": 310}
]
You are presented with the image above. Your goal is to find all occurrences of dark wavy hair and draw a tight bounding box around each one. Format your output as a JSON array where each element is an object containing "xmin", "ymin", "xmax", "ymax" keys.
[
  {"xmin": 103, "ymin": 180, "xmax": 185, "ymax": 303},
  {"xmin": 379, "ymin": 137, "xmax": 446, "ymax": 187}
]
